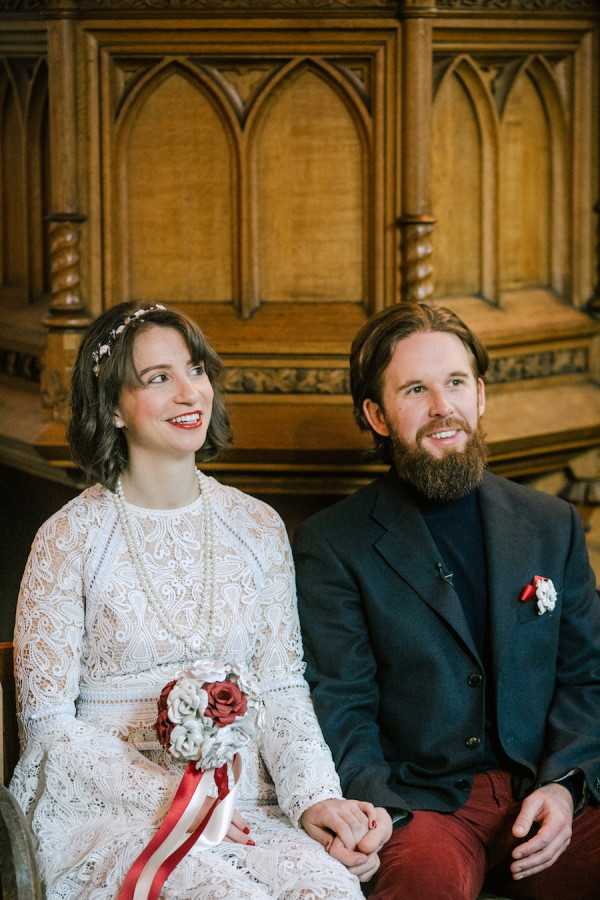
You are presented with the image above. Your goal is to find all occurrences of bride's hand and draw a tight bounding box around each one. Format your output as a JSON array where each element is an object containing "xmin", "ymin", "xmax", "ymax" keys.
[
  {"xmin": 301, "ymin": 798, "xmax": 375, "ymax": 856},
  {"xmin": 328, "ymin": 837, "xmax": 381, "ymax": 882},
  {"xmin": 328, "ymin": 807, "xmax": 392, "ymax": 882},
  {"xmin": 225, "ymin": 810, "xmax": 255, "ymax": 845}
]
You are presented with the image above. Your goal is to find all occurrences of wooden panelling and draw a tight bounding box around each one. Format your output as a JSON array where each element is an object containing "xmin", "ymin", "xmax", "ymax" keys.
[
  {"xmin": 255, "ymin": 63, "xmax": 365, "ymax": 305},
  {"xmin": 433, "ymin": 65, "xmax": 483, "ymax": 298},
  {"xmin": 0, "ymin": 56, "xmax": 49, "ymax": 307},
  {"xmin": 93, "ymin": 24, "xmax": 397, "ymax": 351},
  {"xmin": 500, "ymin": 70, "xmax": 551, "ymax": 289},
  {"xmin": 120, "ymin": 66, "xmax": 235, "ymax": 303},
  {"xmin": 0, "ymin": 6, "xmax": 597, "ymax": 494}
]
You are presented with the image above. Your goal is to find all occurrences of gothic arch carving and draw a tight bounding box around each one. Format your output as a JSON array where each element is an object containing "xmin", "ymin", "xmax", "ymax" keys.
[
  {"xmin": 434, "ymin": 54, "xmax": 500, "ymax": 302},
  {"xmin": 113, "ymin": 61, "xmax": 240, "ymax": 305},
  {"xmin": 500, "ymin": 55, "xmax": 567, "ymax": 296},
  {"xmin": 246, "ymin": 58, "xmax": 371, "ymax": 315}
]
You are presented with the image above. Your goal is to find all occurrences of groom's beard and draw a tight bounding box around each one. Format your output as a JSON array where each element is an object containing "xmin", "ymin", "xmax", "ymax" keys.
[{"xmin": 391, "ymin": 417, "xmax": 488, "ymax": 502}]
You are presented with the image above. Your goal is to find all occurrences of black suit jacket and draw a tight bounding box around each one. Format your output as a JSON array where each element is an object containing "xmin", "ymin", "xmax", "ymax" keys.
[{"xmin": 294, "ymin": 471, "xmax": 600, "ymax": 814}]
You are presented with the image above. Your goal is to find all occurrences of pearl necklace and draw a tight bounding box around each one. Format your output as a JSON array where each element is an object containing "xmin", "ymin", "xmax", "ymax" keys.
[{"xmin": 114, "ymin": 469, "xmax": 215, "ymax": 644}]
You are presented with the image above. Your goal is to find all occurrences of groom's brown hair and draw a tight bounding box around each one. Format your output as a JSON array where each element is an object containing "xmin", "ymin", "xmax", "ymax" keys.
[{"xmin": 350, "ymin": 302, "xmax": 489, "ymax": 460}]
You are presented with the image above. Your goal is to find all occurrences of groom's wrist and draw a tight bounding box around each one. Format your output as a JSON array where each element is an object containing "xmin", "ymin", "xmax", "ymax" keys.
[{"xmin": 385, "ymin": 807, "xmax": 409, "ymax": 829}]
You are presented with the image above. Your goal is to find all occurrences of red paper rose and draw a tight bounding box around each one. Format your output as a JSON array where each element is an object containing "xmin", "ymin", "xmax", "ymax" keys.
[
  {"xmin": 204, "ymin": 680, "xmax": 247, "ymax": 727},
  {"xmin": 155, "ymin": 679, "xmax": 177, "ymax": 747}
]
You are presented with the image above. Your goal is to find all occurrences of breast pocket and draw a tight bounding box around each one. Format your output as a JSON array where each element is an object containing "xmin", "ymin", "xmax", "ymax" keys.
[{"xmin": 517, "ymin": 591, "xmax": 561, "ymax": 625}]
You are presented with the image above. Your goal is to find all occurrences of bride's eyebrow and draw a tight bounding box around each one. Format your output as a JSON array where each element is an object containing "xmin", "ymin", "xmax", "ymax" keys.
[
  {"xmin": 138, "ymin": 359, "xmax": 195, "ymax": 377},
  {"xmin": 138, "ymin": 363, "xmax": 173, "ymax": 376}
]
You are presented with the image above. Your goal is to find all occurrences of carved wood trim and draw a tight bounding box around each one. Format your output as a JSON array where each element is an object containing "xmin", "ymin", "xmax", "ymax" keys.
[
  {"xmin": 436, "ymin": 0, "xmax": 596, "ymax": 10},
  {"xmin": 0, "ymin": 0, "xmax": 396, "ymax": 10},
  {"xmin": 221, "ymin": 347, "xmax": 590, "ymax": 394},
  {"xmin": 0, "ymin": 348, "xmax": 41, "ymax": 381}
]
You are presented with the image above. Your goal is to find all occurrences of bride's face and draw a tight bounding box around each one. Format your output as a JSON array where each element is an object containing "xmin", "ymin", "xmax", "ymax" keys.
[{"xmin": 113, "ymin": 325, "xmax": 214, "ymax": 463}]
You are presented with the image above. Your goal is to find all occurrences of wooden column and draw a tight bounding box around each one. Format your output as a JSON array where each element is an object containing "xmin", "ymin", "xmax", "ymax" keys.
[
  {"xmin": 398, "ymin": 1, "xmax": 435, "ymax": 303},
  {"xmin": 42, "ymin": 8, "xmax": 90, "ymax": 425},
  {"xmin": 587, "ymin": 200, "xmax": 600, "ymax": 320}
]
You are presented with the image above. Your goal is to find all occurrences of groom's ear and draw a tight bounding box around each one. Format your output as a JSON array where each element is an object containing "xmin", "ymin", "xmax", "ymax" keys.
[
  {"xmin": 477, "ymin": 378, "xmax": 486, "ymax": 417},
  {"xmin": 363, "ymin": 398, "xmax": 390, "ymax": 438}
]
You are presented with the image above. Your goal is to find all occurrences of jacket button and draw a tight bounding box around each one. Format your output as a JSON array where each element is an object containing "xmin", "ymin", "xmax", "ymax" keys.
[
  {"xmin": 467, "ymin": 673, "xmax": 483, "ymax": 688},
  {"xmin": 465, "ymin": 736, "xmax": 481, "ymax": 749},
  {"xmin": 455, "ymin": 778, "xmax": 470, "ymax": 791}
]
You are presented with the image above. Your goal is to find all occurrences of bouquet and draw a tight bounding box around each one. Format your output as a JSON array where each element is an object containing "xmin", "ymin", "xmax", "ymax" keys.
[
  {"xmin": 119, "ymin": 662, "xmax": 261, "ymax": 900},
  {"xmin": 155, "ymin": 660, "xmax": 261, "ymax": 770}
]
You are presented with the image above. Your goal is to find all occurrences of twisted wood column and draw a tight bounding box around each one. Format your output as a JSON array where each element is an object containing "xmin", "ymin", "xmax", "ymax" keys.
[
  {"xmin": 399, "ymin": 4, "xmax": 436, "ymax": 302},
  {"xmin": 49, "ymin": 214, "xmax": 85, "ymax": 311},
  {"xmin": 42, "ymin": 17, "xmax": 91, "ymax": 425},
  {"xmin": 398, "ymin": 213, "xmax": 435, "ymax": 302}
]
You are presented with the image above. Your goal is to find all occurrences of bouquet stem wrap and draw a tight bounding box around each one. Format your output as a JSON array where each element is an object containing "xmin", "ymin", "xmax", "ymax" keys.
[{"xmin": 118, "ymin": 756, "xmax": 240, "ymax": 900}]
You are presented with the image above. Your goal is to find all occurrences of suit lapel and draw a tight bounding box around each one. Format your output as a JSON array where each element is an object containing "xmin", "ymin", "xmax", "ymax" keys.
[
  {"xmin": 371, "ymin": 473, "xmax": 482, "ymax": 665},
  {"xmin": 479, "ymin": 472, "xmax": 523, "ymax": 676}
]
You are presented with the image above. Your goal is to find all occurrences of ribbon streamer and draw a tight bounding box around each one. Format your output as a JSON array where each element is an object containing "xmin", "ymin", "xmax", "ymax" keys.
[{"xmin": 118, "ymin": 757, "xmax": 239, "ymax": 900}]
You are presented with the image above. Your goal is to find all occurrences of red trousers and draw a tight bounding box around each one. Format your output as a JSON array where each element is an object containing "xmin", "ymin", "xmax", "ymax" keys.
[{"xmin": 370, "ymin": 771, "xmax": 600, "ymax": 900}]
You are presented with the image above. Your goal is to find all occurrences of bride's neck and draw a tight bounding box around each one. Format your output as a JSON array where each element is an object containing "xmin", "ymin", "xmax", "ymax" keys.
[{"xmin": 119, "ymin": 460, "xmax": 200, "ymax": 509}]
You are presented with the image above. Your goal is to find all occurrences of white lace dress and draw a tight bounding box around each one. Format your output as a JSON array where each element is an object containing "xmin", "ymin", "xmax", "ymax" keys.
[{"xmin": 10, "ymin": 475, "xmax": 363, "ymax": 900}]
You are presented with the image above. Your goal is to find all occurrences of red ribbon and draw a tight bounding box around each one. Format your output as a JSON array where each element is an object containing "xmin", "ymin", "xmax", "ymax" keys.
[
  {"xmin": 520, "ymin": 575, "xmax": 544, "ymax": 602},
  {"xmin": 117, "ymin": 762, "xmax": 229, "ymax": 900}
]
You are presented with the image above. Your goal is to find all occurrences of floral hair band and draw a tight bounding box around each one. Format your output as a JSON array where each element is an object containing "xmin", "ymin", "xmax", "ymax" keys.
[{"xmin": 92, "ymin": 304, "xmax": 166, "ymax": 377}]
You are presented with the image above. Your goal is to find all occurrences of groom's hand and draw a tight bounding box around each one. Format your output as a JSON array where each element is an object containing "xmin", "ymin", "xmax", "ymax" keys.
[
  {"xmin": 301, "ymin": 798, "xmax": 374, "ymax": 865},
  {"xmin": 330, "ymin": 806, "xmax": 392, "ymax": 882},
  {"xmin": 510, "ymin": 783, "xmax": 573, "ymax": 880},
  {"xmin": 356, "ymin": 806, "xmax": 393, "ymax": 854}
]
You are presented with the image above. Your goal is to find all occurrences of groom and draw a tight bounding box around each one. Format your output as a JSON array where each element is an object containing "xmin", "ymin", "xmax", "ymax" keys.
[{"xmin": 294, "ymin": 302, "xmax": 600, "ymax": 899}]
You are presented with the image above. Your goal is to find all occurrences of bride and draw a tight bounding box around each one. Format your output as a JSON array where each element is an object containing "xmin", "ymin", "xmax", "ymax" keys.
[{"xmin": 10, "ymin": 302, "xmax": 391, "ymax": 899}]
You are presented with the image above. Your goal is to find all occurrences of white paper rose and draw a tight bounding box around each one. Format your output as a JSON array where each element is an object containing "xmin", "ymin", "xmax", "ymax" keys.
[
  {"xmin": 536, "ymin": 577, "xmax": 557, "ymax": 615},
  {"xmin": 188, "ymin": 660, "xmax": 228, "ymax": 684},
  {"xmin": 167, "ymin": 677, "xmax": 208, "ymax": 724},
  {"xmin": 169, "ymin": 718, "xmax": 213, "ymax": 760},
  {"xmin": 198, "ymin": 724, "xmax": 250, "ymax": 770}
]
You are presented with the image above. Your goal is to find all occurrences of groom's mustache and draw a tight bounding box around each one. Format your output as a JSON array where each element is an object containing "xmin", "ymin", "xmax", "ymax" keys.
[{"xmin": 416, "ymin": 416, "xmax": 473, "ymax": 445}]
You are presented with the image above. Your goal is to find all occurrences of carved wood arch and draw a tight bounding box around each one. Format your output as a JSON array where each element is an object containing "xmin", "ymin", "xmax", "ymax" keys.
[
  {"xmin": 433, "ymin": 54, "xmax": 500, "ymax": 303},
  {"xmin": 246, "ymin": 57, "xmax": 372, "ymax": 317},
  {"xmin": 114, "ymin": 57, "xmax": 242, "ymax": 136},
  {"xmin": 24, "ymin": 58, "xmax": 49, "ymax": 300},
  {"xmin": 246, "ymin": 56, "xmax": 371, "ymax": 176},
  {"xmin": 500, "ymin": 55, "xmax": 568, "ymax": 297},
  {"xmin": 0, "ymin": 60, "xmax": 26, "ymax": 294},
  {"xmin": 112, "ymin": 59, "xmax": 241, "ymax": 307},
  {"xmin": 0, "ymin": 67, "xmax": 11, "ymax": 287}
]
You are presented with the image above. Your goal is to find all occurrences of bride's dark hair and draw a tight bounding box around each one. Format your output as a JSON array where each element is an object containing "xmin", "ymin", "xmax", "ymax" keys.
[{"xmin": 69, "ymin": 302, "xmax": 232, "ymax": 489}]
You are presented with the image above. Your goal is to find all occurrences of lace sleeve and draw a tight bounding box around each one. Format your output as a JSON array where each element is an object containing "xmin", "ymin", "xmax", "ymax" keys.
[
  {"xmin": 250, "ymin": 508, "xmax": 342, "ymax": 825},
  {"xmin": 14, "ymin": 504, "xmax": 88, "ymax": 744}
]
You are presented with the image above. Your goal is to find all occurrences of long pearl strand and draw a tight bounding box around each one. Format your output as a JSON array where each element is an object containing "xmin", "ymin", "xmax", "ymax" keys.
[{"xmin": 114, "ymin": 469, "xmax": 215, "ymax": 643}]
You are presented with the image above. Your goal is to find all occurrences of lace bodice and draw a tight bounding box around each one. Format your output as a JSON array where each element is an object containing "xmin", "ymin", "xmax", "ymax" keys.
[{"xmin": 13, "ymin": 475, "xmax": 342, "ymax": 824}]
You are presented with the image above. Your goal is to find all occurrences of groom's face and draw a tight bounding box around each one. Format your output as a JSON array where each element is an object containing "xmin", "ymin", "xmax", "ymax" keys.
[{"xmin": 362, "ymin": 330, "xmax": 486, "ymax": 459}]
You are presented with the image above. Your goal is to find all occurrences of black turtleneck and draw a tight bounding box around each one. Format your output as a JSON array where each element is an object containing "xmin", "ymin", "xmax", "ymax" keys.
[
  {"xmin": 403, "ymin": 481, "xmax": 509, "ymax": 773},
  {"xmin": 417, "ymin": 487, "xmax": 487, "ymax": 660}
]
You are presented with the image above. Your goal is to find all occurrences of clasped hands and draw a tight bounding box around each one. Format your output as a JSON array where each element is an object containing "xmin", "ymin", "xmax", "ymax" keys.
[
  {"xmin": 218, "ymin": 798, "xmax": 392, "ymax": 882},
  {"xmin": 301, "ymin": 799, "xmax": 393, "ymax": 882}
]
